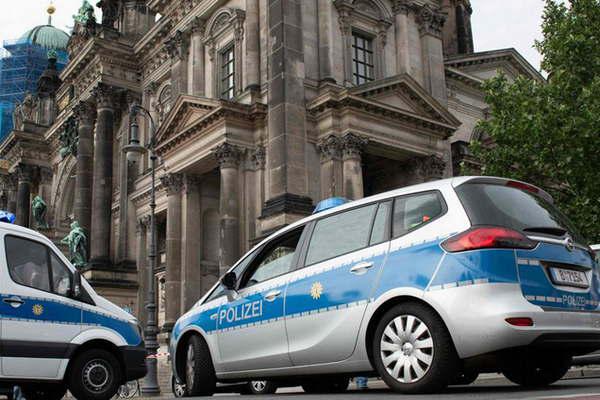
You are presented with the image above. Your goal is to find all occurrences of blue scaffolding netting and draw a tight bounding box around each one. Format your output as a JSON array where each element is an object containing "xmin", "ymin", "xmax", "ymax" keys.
[{"xmin": 0, "ymin": 37, "xmax": 68, "ymax": 141}]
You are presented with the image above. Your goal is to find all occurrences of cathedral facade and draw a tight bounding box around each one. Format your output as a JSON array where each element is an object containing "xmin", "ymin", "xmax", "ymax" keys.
[{"xmin": 0, "ymin": 0, "xmax": 543, "ymax": 337}]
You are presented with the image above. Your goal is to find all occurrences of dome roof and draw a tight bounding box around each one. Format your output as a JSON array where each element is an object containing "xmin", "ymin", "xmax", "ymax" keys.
[{"xmin": 19, "ymin": 25, "xmax": 69, "ymax": 50}]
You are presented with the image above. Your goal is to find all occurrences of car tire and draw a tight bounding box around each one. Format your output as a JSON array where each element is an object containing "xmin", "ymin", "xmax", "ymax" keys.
[
  {"xmin": 171, "ymin": 375, "xmax": 187, "ymax": 398},
  {"xmin": 243, "ymin": 380, "xmax": 278, "ymax": 395},
  {"xmin": 301, "ymin": 377, "xmax": 349, "ymax": 393},
  {"xmin": 502, "ymin": 354, "xmax": 572, "ymax": 387},
  {"xmin": 67, "ymin": 349, "xmax": 122, "ymax": 400},
  {"xmin": 21, "ymin": 384, "xmax": 67, "ymax": 400},
  {"xmin": 372, "ymin": 302, "xmax": 459, "ymax": 394},
  {"xmin": 450, "ymin": 371, "xmax": 479, "ymax": 385},
  {"xmin": 184, "ymin": 335, "xmax": 216, "ymax": 397}
]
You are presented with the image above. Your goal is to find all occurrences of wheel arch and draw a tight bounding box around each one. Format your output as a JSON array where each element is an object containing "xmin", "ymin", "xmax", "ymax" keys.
[
  {"xmin": 65, "ymin": 338, "xmax": 127, "ymax": 385},
  {"xmin": 173, "ymin": 326, "xmax": 213, "ymax": 382}
]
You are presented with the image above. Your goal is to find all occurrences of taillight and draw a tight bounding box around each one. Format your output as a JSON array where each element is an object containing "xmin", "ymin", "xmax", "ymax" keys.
[
  {"xmin": 506, "ymin": 180, "xmax": 539, "ymax": 195},
  {"xmin": 441, "ymin": 226, "xmax": 537, "ymax": 252},
  {"xmin": 505, "ymin": 317, "xmax": 534, "ymax": 327}
]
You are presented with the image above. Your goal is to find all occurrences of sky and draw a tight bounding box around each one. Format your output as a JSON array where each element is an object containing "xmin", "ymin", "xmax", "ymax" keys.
[{"xmin": 0, "ymin": 0, "xmax": 546, "ymax": 71}]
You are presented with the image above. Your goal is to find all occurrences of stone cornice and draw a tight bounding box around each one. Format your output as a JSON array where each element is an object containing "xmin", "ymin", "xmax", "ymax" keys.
[{"xmin": 0, "ymin": 131, "xmax": 52, "ymax": 172}]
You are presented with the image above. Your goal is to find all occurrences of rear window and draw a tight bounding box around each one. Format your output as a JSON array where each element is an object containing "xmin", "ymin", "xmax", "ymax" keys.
[{"xmin": 455, "ymin": 183, "xmax": 585, "ymax": 244}]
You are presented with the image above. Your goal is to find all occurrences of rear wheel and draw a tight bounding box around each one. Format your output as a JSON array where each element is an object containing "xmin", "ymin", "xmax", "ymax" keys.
[
  {"xmin": 301, "ymin": 377, "xmax": 349, "ymax": 393},
  {"xmin": 171, "ymin": 375, "xmax": 187, "ymax": 398},
  {"xmin": 243, "ymin": 380, "xmax": 278, "ymax": 395},
  {"xmin": 184, "ymin": 335, "xmax": 216, "ymax": 396},
  {"xmin": 372, "ymin": 302, "xmax": 458, "ymax": 394},
  {"xmin": 21, "ymin": 384, "xmax": 67, "ymax": 400},
  {"xmin": 502, "ymin": 354, "xmax": 572, "ymax": 387},
  {"xmin": 68, "ymin": 349, "xmax": 122, "ymax": 400}
]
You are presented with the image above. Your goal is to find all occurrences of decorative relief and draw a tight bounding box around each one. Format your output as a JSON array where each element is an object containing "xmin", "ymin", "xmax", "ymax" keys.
[
  {"xmin": 392, "ymin": 0, "xmax": 413, "ymax": 15},
  {"xmin": 214, "ymin": 143, "xmax": 242, "ymax": 169},
  {"xmin": 160, "ymin": 173, "xmax": 184, "ymax": 195},
  {"xmin": 94, "ymin": 83, "xmax": 116, "ymax": 109},
  {"xmin": 59, "ymin": 117, "xmax": 78, "ymax": 159},
  {"xmin": 413, "ymin": 154, "xmax": 446, "ymax": 181},
  {"xmin": 164, "ymin": 30, "xmax": 189, "ymax": 62},
  {"xmin": 73, "ymin": 101, "xmax": 97, "ymax": 125},
  {"xmin": 249, "ymin": 145, "xmax": 266, "ymax": 170},
  {"xmin": 316, "ymin": 135, "xmax": 342, "ymax": 163},
  {"xmin": 341, "ymin": 133, "xmax": 368, "ymax": 160},
  {"xmin": 417, "ymin": 4, "xmax": 446, "ymax": 37}
]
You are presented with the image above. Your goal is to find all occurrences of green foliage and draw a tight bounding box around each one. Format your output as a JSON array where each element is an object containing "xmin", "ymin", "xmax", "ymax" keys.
[{"xmin": 468, "ymin": 0, "xmax": 600, "ymax": 242}]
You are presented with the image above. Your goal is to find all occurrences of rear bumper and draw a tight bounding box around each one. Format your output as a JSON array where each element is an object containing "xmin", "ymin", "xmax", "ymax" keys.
[
  {"xmin": 425, "ymin": 283, "xmax": 600, "ymax": 359},
  {"xmin": 120, "ymin": 343, "xmax": 148, "ymax": 381}
]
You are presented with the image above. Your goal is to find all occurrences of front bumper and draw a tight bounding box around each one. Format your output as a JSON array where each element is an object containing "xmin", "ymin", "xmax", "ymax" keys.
[
  {"xmin": 120, "ymin": 343, "xmax": 148, "ymax": 381},
  {"xmin": 425, "ymin": 283, "xmax": 600, "ymax": 359}
]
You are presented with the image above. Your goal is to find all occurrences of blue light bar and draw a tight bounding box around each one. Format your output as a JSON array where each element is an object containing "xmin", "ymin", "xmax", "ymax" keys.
[
  {"xmin": 313, "ymin": 197, "xmax": 350, "ymax": 214},
  {"xmin": 0, "ymin": 210, "xmax": 15, "ymax": 224}
]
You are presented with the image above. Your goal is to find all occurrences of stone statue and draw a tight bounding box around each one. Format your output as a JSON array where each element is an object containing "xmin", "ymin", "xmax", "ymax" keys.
[
  {"xmin": 12, "ymin": 101, "xmax": 23, "ymax": 130},
  {"xmin": 20, "ymin": 93, "xmax": 37, "ymax": 122},
  {"xmin": 96, "ymin": 0, "xmax": 119, "ymax": 28},
  {"xmin": 59, "ymin": 118, "xmax": 78, "ymax": 159},
  {"xmin": 61, "ymin": 221, "xmax": 88, "ymax": 269},
  {"xmin": 31, "ymin": 196, "xmax": 49, "ymax": 229}
]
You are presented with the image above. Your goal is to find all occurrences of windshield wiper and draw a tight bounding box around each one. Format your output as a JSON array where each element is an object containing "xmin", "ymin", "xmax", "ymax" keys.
[{"xmin": 523, "ymin": 226, "xmax": 569, "ymax": 237}]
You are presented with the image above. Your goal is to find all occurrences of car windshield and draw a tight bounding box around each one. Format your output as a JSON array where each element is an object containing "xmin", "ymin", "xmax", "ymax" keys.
[{"xmin": 455, "ymin": 182, "xmax": 586, "ymax": 245}]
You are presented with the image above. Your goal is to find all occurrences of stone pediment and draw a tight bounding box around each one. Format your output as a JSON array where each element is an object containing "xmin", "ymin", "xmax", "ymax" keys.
[
  {"xmin": 154, "ymin": 95, "xmax": 220, "ymax": 144},
  {"xmin": 308, "ymin": 74, "xmax": 461, "ymax": 136}
]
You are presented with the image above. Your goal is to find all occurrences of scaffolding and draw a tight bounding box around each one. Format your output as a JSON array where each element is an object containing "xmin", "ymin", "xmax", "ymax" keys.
[{"xmin": 0, "ymin": 37, "xmax": 68, "ymax": 140}]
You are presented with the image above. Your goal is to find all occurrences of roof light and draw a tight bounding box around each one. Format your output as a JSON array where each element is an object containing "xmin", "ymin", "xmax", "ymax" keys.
[
  {"xmin": 441, "ymin": 226, "xmax": 537, "ymax": 252},
  {"xmin": 0, "ymin": 211, "xmax": 16, "ymax": 224},
  {"xmin": 313, "ymin": 197, "xmax": 349, "ymax": 214}
]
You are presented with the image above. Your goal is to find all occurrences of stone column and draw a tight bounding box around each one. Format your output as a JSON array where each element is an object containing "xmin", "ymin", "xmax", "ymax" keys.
[
  {"xmin": 263, "ymin": 0, "xmax": 313, "ymax": 222},
  {"xmin": 136, "ymin": 216, "xmax": 149, "ymax": 327},
  {"xmin": 341, "ymin": 133, "xmax": 368, "ymax": 200},
  {"xmin": 317, "ymin": 0, "xmax": 335, "ymax": 82},
  {"xmin": 165, "ymin": 31, "xmax": 189, "ymax": 100},
  {"xmin": 214, "ymin": 143, "xmax": 241, "ymax": 275},
  {"xmin": 160, "ymin": 173, "xmax": 183, "ymax": 333},
  {"xmin": 412, "ymin": 154, "xmax": 446, "ymax": 183},
  {"xmin": 15, "ymin": 164, "xmax": 32, "ymax": 227},
  {"xmin": 189, "ymin": 18, "xmax": 206, "ymax": 97},
  {"xmin": 316, "ymin": 135, "xmax": 343, "ymax": 200},
  {"xmin": 336, "ymin": 2, "xmax": 355, "ymax": 86},
  {"xmin": 39, "ymin": 167, "xmax": 53, "ymax": 227},
  {"xmin": 245, "ymin": 0, "xmax": 260, "ymax": 91},
  {"xmin": 181, "ymin": 174, "xmax": 202, "ymax": 311},
  {"xmin": 417, "ymin": 5, "xmax": 447, "ymax": 104},
  {"xmin": 90, "ymin": 84, "xmax": 116, "ymax": 267},
  {"xmin": 393, "ymin": 0, "xmax": 412, "ymax": 75},
  {"xmin": 1, "ymin": 174, "xmax": 17, "ymax": 214},
  {"xmin": 73, "ymin": 101, "xmax": 96, "ymax": 239}
]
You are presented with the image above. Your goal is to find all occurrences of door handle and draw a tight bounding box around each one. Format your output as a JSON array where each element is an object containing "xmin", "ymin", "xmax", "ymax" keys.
[
  {"xmin": 350, "ymin": 262, "xmax": 374, "ymax": 275},
  {"xmin": 3, "ymin": 296, "xmax": 24, "ymax": 308},
  {"xmin": 264, "ymin": 290, "xmax": 281, "ymax": 302}
]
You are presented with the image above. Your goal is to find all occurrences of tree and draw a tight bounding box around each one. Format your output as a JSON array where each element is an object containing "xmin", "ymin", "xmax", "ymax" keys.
[{"xmin": 468, "ymin": 0, "xmax": 600, "ymax": 242}]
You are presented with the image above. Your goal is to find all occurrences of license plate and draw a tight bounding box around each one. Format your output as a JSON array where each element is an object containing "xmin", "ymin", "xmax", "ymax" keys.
[{"xmin": 549, "ymin": 267, "xmax": 589, "ymax": 288}]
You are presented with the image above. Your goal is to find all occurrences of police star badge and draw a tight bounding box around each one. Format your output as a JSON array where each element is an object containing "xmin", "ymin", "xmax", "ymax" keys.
[
  {"xmin": 32, "ymin": 304, "xmax": 44, "ymax": 316},
  {"xmin": 310, "ymin": 282, "xmax": 323, "ymax": 300}
]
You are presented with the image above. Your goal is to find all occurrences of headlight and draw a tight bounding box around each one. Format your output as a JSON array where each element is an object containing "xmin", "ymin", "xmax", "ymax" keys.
[{"xmin": 129, "ymin": 320, "xmax": 144, "ymax": 339}]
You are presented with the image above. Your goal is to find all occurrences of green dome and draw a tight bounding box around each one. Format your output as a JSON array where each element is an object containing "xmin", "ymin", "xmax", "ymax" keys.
[{"xmin": 20, "ymin": 25, "xmax": 69, "ymax": 50}]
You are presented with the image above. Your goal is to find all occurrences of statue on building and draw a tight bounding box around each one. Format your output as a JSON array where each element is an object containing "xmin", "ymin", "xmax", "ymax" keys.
[
  {"xmin": 73, "ymin": 0, "xmax": 97, "ymax": 34},
  {"xmin": 59, "ymin": 118, "xmax": 78, "ymax": 159},
  {"xmin": 31, "ymin": 196, "xmax": 49, "ymax": 230},
  {"xmin": 96, "ymin": 0, "xmax": 119, "ymax": 28},
  {"xmin": 61, "ymin": 221, "xmax": 88, "ymax": 269}
]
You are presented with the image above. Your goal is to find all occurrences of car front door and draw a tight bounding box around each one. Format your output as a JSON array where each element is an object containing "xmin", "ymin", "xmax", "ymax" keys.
[
  {"xmin": 216, "ymin": 226, "xmax": 306, "ymax": 372},
  {"xmin": 0, "ymin": 233, "xmax": 81, "ymax": 379},
  {"xmin": 284, "ymin": 201, "xmax": 392, "ymax": 365}
]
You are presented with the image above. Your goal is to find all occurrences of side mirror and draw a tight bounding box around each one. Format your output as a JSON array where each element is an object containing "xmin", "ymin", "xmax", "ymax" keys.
[
  {"xmin": 220, "ymin": 272, "xmax": 237, "ymax": 291},
  {"xmin": 72, "ymin": 270, "xmax": 82, "ymax": 299}
]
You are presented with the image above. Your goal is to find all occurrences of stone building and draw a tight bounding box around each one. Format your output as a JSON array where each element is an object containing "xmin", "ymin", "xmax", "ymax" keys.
[{"xmin": 0, "ymin": 0, "xmax": 543, "ymax": 337}]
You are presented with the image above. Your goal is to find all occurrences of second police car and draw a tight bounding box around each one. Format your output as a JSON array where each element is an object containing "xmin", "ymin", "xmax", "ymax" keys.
[{"xmin": 171, "ymin": 176, "xmax": 600, "ymax": 395}]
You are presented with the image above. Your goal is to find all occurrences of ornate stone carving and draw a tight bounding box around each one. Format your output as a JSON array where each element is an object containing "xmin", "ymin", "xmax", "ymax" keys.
[
  {"xmin": 232, "ymin": 9, "xmax": 245, "ymax": 42},
  {"xmin": 13, "ymin": 93, "xmax": 38, "ymax": 130},
  {"xmin": 164, "ymin": 31, "xmax": 188, "ymax": 61},
  {"xmin": 160, "ymin": 173, "xmax": 184, "ymax": 195},
  {"xmin": 73, "ymin": 101, "xmax": 96, "ymax": 125},
  {"xmin": 182, "ymin": 174, "xmax": 202, "ymax": 194},
  {"xmin": 341, "ymin": 133, "xmax": 368, "ymax": 160},
  {"xmin": 250, "ymin": 145, "xmax": 266, "ymax": 170},
  {"xmin": 16, "ymin": 164, "xmax": 33, "ymax": 183},
  {"xmin": 59, "ymin": 117, "xmax": 78, "ymax": 159},
  {"xmin": 0, "ymin": 174, "xmax": 17, "ymax": 191},
  {"xmin": 94, "ymin": 83, "xmax": 116, "ymax": 109},
  {"xmin": 392, "ymin": 0, "xmax": 413, "ymax": 15},
  {"xmin": 190, "ymin": 16, "xmax": 205, "ymax": 34},
  {"xmin": 413, "ymin": 154, "xmax": 446, "ymax": 181},
  {"xmin": 417, "ymin": 4, "xmax": 446, "ymax": 37},
  {"xmin": 136, "ymin": 215, "xmax": 151, "ymax": 233},
  {"xmin": 214, "ymin": 143, "xmax": 242, "ymax": 169},
  {"xmin": 316, "ymin": 135, "xmax": 342, "ymax": 162}
]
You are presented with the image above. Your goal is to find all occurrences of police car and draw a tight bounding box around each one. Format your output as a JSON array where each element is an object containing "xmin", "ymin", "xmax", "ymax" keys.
[
  {"xmin": 0, "ymin": 222, "xmax": 146, "ymax": 400},
  {"xmin": 170, "ymin": 176, "xmax": 600, "ymax": 395}
]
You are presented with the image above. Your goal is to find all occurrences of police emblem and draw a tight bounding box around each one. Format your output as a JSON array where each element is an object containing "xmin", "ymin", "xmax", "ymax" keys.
[
  {"xmin": 32, "ymin": 304, "xmax": 44, "ymax": 316},
  {"xmin": 310, "ymin": 282, "xmax": 323, "ymax": 300}
]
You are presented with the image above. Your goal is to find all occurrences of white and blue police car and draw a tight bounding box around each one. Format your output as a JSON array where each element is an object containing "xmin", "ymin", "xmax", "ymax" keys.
[
  {"xmin": 171, "ymin": 176, "xmax": 600, "ymax": 395},
  {"xmin": 0, "ymin": 221, "xmax": 146, "ymax": 400}
]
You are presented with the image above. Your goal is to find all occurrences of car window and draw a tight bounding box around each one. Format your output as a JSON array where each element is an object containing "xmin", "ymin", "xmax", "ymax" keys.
[
  {"xmin": 305, "ymin": 204, "xmax": 377, "ymax": 266},
  {"xmin": 370, "ymin": 201, "xmax": 392, "ymax": 245},
  {"xmin": 393, "ymin": 192, "xmax": 445, "ymax": 237},
  {"xmin": 241, "ymin": 228, "xmax": 304, "ymax": 288},
  {"xmin": 203, "ymin": 249, "xmax": 258, "ymax": 303},
  {"xmin": 50, "ymin": 253, "xmax": 72, "ymax": 296},
  {"xmin": 5, "ymin": 236, "xmax": 51, "ymax": 293}
]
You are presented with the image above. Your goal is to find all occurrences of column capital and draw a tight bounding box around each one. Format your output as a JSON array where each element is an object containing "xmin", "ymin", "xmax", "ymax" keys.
[
  {"xmin": 160, "ymin": 173, "xmax": 184, "ymax": 195},
  {"xmin": 39, "ymin": 167, "xmax": 53, "ymax": 184},
  {"xmin": 73, "ymin": 101, "xmax": 96, "ymax": 125},
  {"xmin": 136, "ymin": 215, "xmax": 151, "ymax": 233},
  {"xmin": 93, "ymin": 83, "xmax": 117, "ymax": 110},
  {"xmin": 341, "ymin": 133, "xmax": 368, "ymax": 160},
  {"xmin": 165, "ymin": 30, "xmax": 189, "ymax": 61},
  {"xmin": 316, "ymin": 135, "xmax": 342, "ymax": 163},
  {"xmin": 417, "ymin": 4, "xmax": 446, "ymax": 37},
  {"xmin": 16, "ymin": 164, "xmax": 33, "ymax": 183},
  {"xmin": 0, "ymin": 174, "xmax": 17, "ymax": 191},
  {"xmin": 392, "ymin": 0, "xmax": 415, "ymax": 15},
  {"xmin": 182, "ymin": 174, "xmax": 202, "ymax": 194},
  {"xmin": 190, "ymin": 16, "xmax": 206, "ymax": 34},
  {"xmin": 214, "ymin": 143, "xmax": 242, "ymax": 169},
  {"xmin": 249, "ymin": 145, "xmax": 266, "ymax": 170},
  {"xmin": 413, "ymin": 154, "xmax": 446, "ymax": 181}
]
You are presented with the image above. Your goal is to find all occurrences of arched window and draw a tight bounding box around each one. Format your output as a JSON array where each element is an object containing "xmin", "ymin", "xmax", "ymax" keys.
[{"xmin": 156, "ymin": 84, "xmax": 172, "ymax": 123}]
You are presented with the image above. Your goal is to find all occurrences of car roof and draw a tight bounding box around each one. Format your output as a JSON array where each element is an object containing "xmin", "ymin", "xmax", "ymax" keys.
[{"xmin": 0, "ymin": 221, "xmax": 52, "ymax": 243}]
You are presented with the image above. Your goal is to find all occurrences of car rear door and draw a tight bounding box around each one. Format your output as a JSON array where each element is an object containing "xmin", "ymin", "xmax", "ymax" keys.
[
  {"xmin": 0, "ymin": 233, "xmax": 81, "ymax": 379},
  {"xmin": 284, "ymin": 201, "xmax": 391, "ymax": 365}
]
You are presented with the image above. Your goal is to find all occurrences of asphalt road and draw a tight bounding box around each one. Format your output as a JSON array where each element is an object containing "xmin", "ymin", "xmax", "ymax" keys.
[{"xmin": 180, "ymin": 377, "xmax": 600, "ymax": 400}]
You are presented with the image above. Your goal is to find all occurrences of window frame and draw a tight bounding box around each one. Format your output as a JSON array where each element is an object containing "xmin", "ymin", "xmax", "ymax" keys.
[
  {"xmin": 4, "ymin": 234, "xmax": 73, "ymax": 299},
  {"xmin": 351, "ymin": 30, "xmax": 375, "ymax": 86},
  {"xmin": 219, "ymin": 43, "xmax": 236, "ymax": 100},
  {"xmin": 391, "ymin": 190, "xmax": 448, "ymax": 239}
]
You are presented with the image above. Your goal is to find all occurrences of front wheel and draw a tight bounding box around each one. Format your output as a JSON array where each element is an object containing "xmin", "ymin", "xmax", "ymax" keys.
[
  {"xmin": 67, "ymin": 349, "xmax": 122, "ymax": 400},
  {"xmin": 21, "ymin": 384, "xmax": 67, "ymax": 400},
  {"xmin": 184, "ymin": 335, "xmax": 216, "ymax": 396},
  {"xmin": 243, "ymin": 380, "xmax": 278, "ymax": 395},
  {"xmin": 372, "ymin": 302, "xmax": 458, "ymax": 394},
  {"xmin": 502, "ymin": 354, "xmax": 572, "ymax": 387}
]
